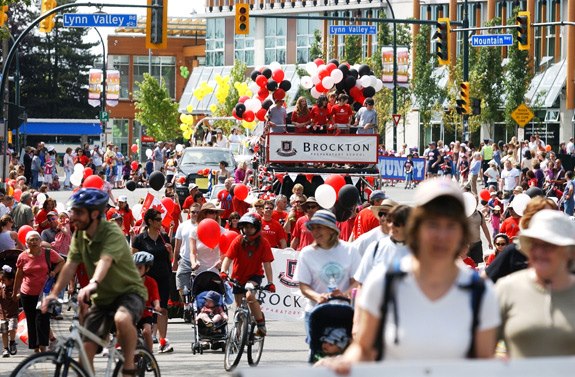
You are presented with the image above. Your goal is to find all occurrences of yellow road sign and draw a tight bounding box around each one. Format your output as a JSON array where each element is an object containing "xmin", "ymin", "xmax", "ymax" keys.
[{"xmin": 511, "ymin": 103, "xmax": 534, "ymax": 128}]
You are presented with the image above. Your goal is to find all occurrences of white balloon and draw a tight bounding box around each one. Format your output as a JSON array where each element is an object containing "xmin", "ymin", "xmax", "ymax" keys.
[
  {"xmin": 56, "ymin": 201, "xmax": 66, "ymax": 214},
  {"xmin": 311, "ymin": 75, "xmax": 321, "ymax": 85},
  {"xmin": 132, "ymin": 204, "xmax": 143, "ymax": 221},
  {"xmin": 269, "ymin": 61, "xmax": 281, "ymax": 72},
  {"xmin": 355, "ymin": 80, "xmax": 363, "ymax": 89},
  {"xmin": 248, "ymin": 81, "xmax": 260, "ymax": 94},
  {"xmin": 374, "ymin": 79, "xmax": 384, "ymax": 92},
  {"xmin": 70, "ymin": 173, "xmax": 82, "ymax": 187},
  {"xmin": 300, "ymin": 76, "xmax": 313, "ymax": 89},
  {"xmin": 317, "ymin": 64, "xmax": 326, "ymax": 73},
  {"xmin": 306, "ymin": 62, "xmax": 317, "ymax": 75},
  {"xmin": 463, "ymin": 192, "xmax": 477, "ymax": 218},
  {"xmin": 322, "ymin": 76, "xmax": 335, "ymax": 89},
  {"xmin": 330, "ymin": 69, "xmax": 343, "ymax": 83},
  {"xmin": 247, "ymin": 98, "xmax": 262, "ymax": 112},
  {"xmin": 73, "ymin": 163, "xmax": 84, "ymax": 173},
  {"xmin": 310, "ymin": 86, "xmax": 321, "ymax": 99},
  {"xmin": 145, "ymin": 149, "xmax": 153, "ymax": 158},
  {"xmin": 175, "ymin": 144, "xmax": 184, "ymax": 153},
  {"xmin": 510, "ymin": 193, "xmax": 531, "ymax": 217},
  {"xmin": 244, "ymin": 98, "xmax": 257, "ymax": 112},
  {"xmin": 360, "ymin": 75, "xmax": 372, "ymax": 88},
  {"xmin": 37, "ymin": 193, "xmax": 47, "ymax": 206},
  {"xmin": 315, "ymin": 184, "xmax": 337, "ymax": 209}
]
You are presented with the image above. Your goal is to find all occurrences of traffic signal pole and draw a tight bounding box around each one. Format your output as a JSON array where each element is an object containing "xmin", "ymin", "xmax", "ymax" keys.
[{"xmin": 462, "ymin": 0, "xmax": 469, "ymax": 142}]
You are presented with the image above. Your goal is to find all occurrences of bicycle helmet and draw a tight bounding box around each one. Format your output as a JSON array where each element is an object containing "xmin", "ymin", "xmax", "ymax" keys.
[
  {"xmin": 133, "ymin": 251, "xmax": 154, "ymax": 267},
  {"xmin": 67, "ymin": 188, "xmax": 109, "ymax": 214},
  {"xmin": 238, "ymin": 213, "xmax": 261, "ymax": 233}
]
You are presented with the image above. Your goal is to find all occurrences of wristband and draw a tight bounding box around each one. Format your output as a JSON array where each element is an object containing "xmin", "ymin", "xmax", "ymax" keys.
[{"xmin": 89, "ymin": 279, "xmax": 99, "ymax": 287}]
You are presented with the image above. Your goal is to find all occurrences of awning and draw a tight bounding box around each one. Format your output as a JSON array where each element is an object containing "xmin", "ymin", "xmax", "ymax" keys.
[
  {"xmin": 526, "ymin": 59, "xmax": 566, "ymax": 108},
  {"xmin": 179, "ymin": 65, "xmax": 301, "ymax": 115},
  {"xmin": 19, "ymin": 120, "xmax": 102, "ymax": 135}
]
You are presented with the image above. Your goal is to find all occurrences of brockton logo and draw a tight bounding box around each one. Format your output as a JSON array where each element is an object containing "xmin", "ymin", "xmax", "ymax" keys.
[
  {"xmin": 276, "ymin": 140, "xmax": 297, "ymax": 157},
  {"xmin": 279, "ymin": 259, "xmax": 299, "ymax": 287}
]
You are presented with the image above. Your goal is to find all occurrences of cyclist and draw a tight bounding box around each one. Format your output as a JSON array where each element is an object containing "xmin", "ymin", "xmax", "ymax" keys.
[
  {"xmin": 220, "ymin": 213, "xmax": 275, "ymax": 336},
  {"xmin": 42, "ymin": 188, "xmax": 147, "ymax": 377}
]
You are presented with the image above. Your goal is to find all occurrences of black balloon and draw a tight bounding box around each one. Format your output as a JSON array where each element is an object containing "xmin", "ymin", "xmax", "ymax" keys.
[
  {"xmin": 333, "ymin": 202, "xmax": 354, "ymax": 222},
  {"xmin": 279, "ymin": 80, "xmax": 292, "ymax": 91},
  {"xmin": 235, "ymin": 103, "xmax": 246, "ymax": 117},
  {"xmin": 363, "ymin": 87, "xmax": 376, "ymax": 98},
  {"xmin": 126, "ymin": 180, "xmax": 137, "ymax": 191},
  {"xmin": 148, "ymin": 171, "xmax": 165, "ymax": 191},
  {"xmin": 250, "ymin": 70, "xmax": 260, "ymax": 81},
  {"xmin": 368, "ymin": 70, "xmax": 375, "ymax": 76},
  {"xmin": 348, "ymin": 68, "xmax": 359, "ymax": 79},
  {"xmin": 262, "ymin": 99, "xmax": 274, "ymax": 110},
  {"xmin": 328, "ymin": 59, "xmax": 340, "ymax": 67},
  {"xmin": 352, "ymin": 102, "xmax": 362, "ymax": 112},
  {"xmin": 338, "ymin": 64, "xmax": 350, "ymax": 76},
  {"xmin": 262, "ymin": 68, "xmax": 272, "ymax": 79},
  {"xmin": 338, "ymin": 184, "xmax": 360, "ymax": 209},
  {"xmin": 343, "ymin": 76, "xmax": 356, "ymax": 91},
  {"xmin": 266, "ymin": 80, "xmax": 278, "ymax": 91},
  {"xmin": 358, "ymin": 64, "xmax": 371, "ymax": 76},
  {"xmin": 335, "ymin": 82, "xmax": 346, "ymax": 92}
]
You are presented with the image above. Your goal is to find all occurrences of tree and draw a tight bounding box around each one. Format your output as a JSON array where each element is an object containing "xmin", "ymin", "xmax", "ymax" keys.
[
  {"xmin": 309, "ymin": 29, "xmax": 323, "ymax": 61},
  {"xmin": 343, "ymin": 35, "xmax": 362, "ymax": 65},
  {"xmin": 134, "ymin": 73, "xmax": 180, "ymax": 141}
]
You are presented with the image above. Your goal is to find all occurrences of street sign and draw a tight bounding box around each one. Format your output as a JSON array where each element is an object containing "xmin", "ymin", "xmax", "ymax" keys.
[
  {"xmin": 392, "ymin": 114, "xmax": 401, "ymax": 127},
  {"xmin": 470, "ymin": 34, "xmax": 513, "ymax": 47},
  {"xmin": 328, "ymin": 25, "xmax": 377, "ymax": 35},
  {"xmin": 99, "ymin": 111, "xmax": 109, "ymax": 122},
  {"xmin": 63, "ymin": 13, "xmax": 138, "ymax": 28},
  {"xmin": 511, "ymin": 103, "xmax": 534, "ymax": 128}
]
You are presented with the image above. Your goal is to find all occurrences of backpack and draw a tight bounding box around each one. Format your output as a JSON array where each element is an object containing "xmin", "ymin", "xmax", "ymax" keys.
[{"xmin": 374, "ymin": 264, "xmax": 486, "ymax": 360}]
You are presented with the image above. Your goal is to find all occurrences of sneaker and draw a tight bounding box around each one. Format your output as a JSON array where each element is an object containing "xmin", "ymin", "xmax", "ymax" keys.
[
  {"xmin": 159, "ymin": 340, "xmax": 174, "ymax": 353},
  {"xmin": 102, "ymin": 347, "xmax": 110, "ymax": 358},
  {"xmin": 255, "ymin": 322, "xmax": 267, "ymax": 337},
  {"xmin": 2, "ymin": 348, "xmax": 9, "ymax": 358},
  {"xmin": 9, "ymin": 341, "xmax": 16, "ymax": 355},
  {"xmin": 152, "ymin": 336, "xmax": 158, "ymax": 344}
]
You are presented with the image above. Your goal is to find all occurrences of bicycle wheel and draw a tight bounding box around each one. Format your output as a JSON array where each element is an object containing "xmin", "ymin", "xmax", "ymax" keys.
[
  {"xmin": 113, "ymin": 346, "xmax": 161, "ymax": 377},
  {"xmin": 11, "ymin": 351, "xmax": 89, "ymax": 377},
  {"xmin": 224, "ymin": 311, "xmax": 249, "ymax": 372},
  {"xmin": 247, "ymin": 322, "xmax": 265, "ymax": 366}
]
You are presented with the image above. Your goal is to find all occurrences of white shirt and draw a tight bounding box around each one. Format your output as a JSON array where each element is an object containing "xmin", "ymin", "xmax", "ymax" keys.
[
  {"xmin": 175, "ymin": 220, "xmax": 196, "ymax": 261},
  {"xmin": 352, "ymin": 226, "xmax": 387, "ymax": 257},
  {"xmin": 191, "ymin": 225, "xmax": 226, "ymax": 273},
  {"xmin": 501, "ymin": 168, "xmax": 520, "ymax": 191},
  {"xmin": 354, "ymin": 237, "xmax": 410, "ymax": 284}
]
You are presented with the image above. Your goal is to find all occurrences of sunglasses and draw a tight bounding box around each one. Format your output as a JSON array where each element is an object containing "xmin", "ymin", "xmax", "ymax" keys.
[
  {"xmin": 264, "ymin": 207, "xmax": 274, "ymax": 211},
  {"xmin": 254, "ymin": 205, "xmax": 264, "ymax": 208},
  {"xmin": 495, "ymin": 242, "xmax": 507, "ymax": 246},
  {"xmin": 306, "ymin": 204, "xmax": 319, "ymax": 210},
  {"xmin": 388, "ymin": 221, "xmax": 402, "ymax": 227},
  {"xmin": 378, "ymin": 211, "xmax": 389, "ymax": 218},
  {"xmin": 190, "ymin": 211, "xmax": 199, "ymax": 214},
  {"xmin": 154, "ymin": 217, "xmax": 162, "ymax": 221}
]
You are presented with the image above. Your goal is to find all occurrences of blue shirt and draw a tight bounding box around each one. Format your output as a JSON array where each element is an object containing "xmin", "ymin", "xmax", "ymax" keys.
[{"xmin": 470, "ymin": 159, "xmax": 482, "ymax": 175}]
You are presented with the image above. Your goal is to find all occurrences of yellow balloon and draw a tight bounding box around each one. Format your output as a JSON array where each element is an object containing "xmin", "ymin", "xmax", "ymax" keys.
[
  {"xmin": 179, "ymin": 113, "xmax": 188, "ymax": 122},
  {"xmin": 242, "ymin": 120, "xmax": 256, "ymax": 130},
  {"xmin": 186, "ymin": 105, "xmax": 193, "ymax": 113},
  {"xmin": 180, "ymin": 123, "xmax": 187, "ymax": 131},
  {"xmin": 209, "ymin": 104, "xmax": 218, "ymax": 113}
]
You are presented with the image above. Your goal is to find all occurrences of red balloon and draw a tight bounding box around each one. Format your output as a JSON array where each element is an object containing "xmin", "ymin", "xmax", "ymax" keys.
[
  {"xmin": 13, "ymin": 188, "xmax": 22, "ymax": 202},
  {"xmin": 131, "ymin": 144, "xmax": 138, "ymax": 154},
  {"xmin": 314, "ymin": 58, "xmax": 325, "ymax": 66},
  {"xmin": 258, "ymin": 87, "xmax": 269, "ymax": 100},
  {"xmin": 219, "ymin": 231, "xmax": 239, "ymax": 254},
  {"xmin": 315, "ymin": 82, "xmax": 327, "ymax": 93},
  {"xmin": 83, "ymin": 175, "xmax": 104, "ymax": 189},
  {"xmin": 234, "ymin": 183, "xmax": 249, "ymax": 201},
  {"xmin": 326, "ymin": 63, "xmax": 337, "ymax": 73},
  {"xmin": 232, "ymin": 109, "xmax": 241, "ymax": 120},
  {"xmin": 256, "ymin": 108, "xmax": 267, "ymax": 121},
  {"xmin": 317, "ymin": 68, "xmax": 329, "ymax": 80},
  {"xmin": 238, "ymin": 95, "xmax": 250, "ymax": 104},
  {"xmin": 18, "ymin": 225, "xmax": 34, "ymax": 245},
  {"xmin": 218, "ymin": 189, "xmax": 229, "ymax": 202},
  {"xmin": 131, "ymin": 161, "xmax": 139, "ymax": 171},
  {"xmin": 243, "ymin": 110, "xmax": 255, "ymax": 122},
  {"xmin": 272, "ymin": 88, "xmax": 286, "ymax": 101},
  {"xmin": 256, "ymin": 75, "xmax": 268, "ymax": 88},
  {"xmin": 479, "ymin": 189, "xmax": 491, "ymax": 202},
  {"xmin": 272, "ymin": 69, "xmax": 284, "ymax": 82},
  {"xmin": 83, "ymin": 167, "xmax": 94, "ymax": 179},
  {"xmin": 197, "ymin": 219, "xmax": 222, "ymax": 249},
  {"xmin": 324, "ymin": 174, "xmax": 346, "ymax": 196}
]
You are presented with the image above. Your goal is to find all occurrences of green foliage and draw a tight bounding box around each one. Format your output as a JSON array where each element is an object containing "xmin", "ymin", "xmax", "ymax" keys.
[
  {"xmin": 294, "ymin": 65, "xmax": 314, "ymax": 105},
  {"xmin": 134, "ymin": 73, "xmax": 180, "ymax": 141},
  {"xmin": 309, "ymin": 29, "xmax": 323, "ymax": 61},
  {"xmin": 343, "ymin": 35, "xmax": 362, "ymax": 65},
  {"xmin": 211, "ymin": 59, "xmax": 247, "ymax": 133}
]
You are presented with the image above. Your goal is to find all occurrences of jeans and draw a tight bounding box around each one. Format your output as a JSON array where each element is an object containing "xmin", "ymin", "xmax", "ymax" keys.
[
  {"xmin": 64, "ymin": 168, "xmax": 72, "ymax": 188},
  {"xmin": 31, "ymin": 170, "xmax": 40, "ymax": 189}
]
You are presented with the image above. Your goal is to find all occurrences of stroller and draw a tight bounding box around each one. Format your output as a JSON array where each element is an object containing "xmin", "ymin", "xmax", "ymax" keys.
[
  {"xmin": 307, "ymin": 299, "xmax": 354, "ymax": 363},
  {"xmin": 0, "ymin": 249, "xmax": 22, "ymax": 272},
  {"xmin": 189, "ymin": 270, "xmax": 229, "ymax": 354}
]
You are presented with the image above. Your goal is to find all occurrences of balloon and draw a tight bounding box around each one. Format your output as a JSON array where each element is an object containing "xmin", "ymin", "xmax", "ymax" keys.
[
  {"xmin": 463, "ymin": 192, "xmax": 477, "ymax": 218},
  {"xmin": 70, "ymin": 172, "xmax": 82, "ymax": 187},
  {"xmin": 310, "ymin": 86, "xmax": 321, "ymax": 99},
  {"xmin": 272, "ymin": 88, "xmax": 286, "ymax": 101},
  {"xmin": 266, "ymin": 80, "xmax": 278, "ymax": 91},
  {"xmin": 243, "ymin": 110, "xmax": 255, "ymax": 122},
  {"xmin": 83, "ymin": 167, "xmax": 93, "ymax": 179},
  {"xmin": 126, "ymin": 180, "xmax": 137, "ymax": 191},
  {"xmin": 272, "ymin": 69, "xmax": 284, "ymax": 82},
  {"xmin": 83, "ymin": 175, "xmax": 104, "ymax": 190},
  {"xmin": 256, "ymin": 74, "xmax": 268, "ymax": 88},
  {"xmin": 257, "ymin": 87, "xmax": 269, "ymax": 100},
  {"xmin": 305, "ymin": 62, "xmax": 318, "ymax": 75},
  {"xmin": 315, "ymin": 184, "xmax": 337, "ymax": 209},
  {"xmin": 317, "ymin": 68, "xmax": 329, "ymax": 80},
  {"xmin": 510, "ymin": 193, "xmax": 531, "ymax": 216},
  {"xmin": 325, "ymin": 62, "xmax": 337, "ymax": 73},
  {"xmin": 324, "ymin": 174, "xmax": 346, "ymax": 196},
  {"xmin": 330, "ymin": 69, "xmax": 343, "ymax": 83},
  {"xmin": 269, "ymin": 61, "xmax": 282, "ymax": 72},
  {"xmin": 545, "ymin": 145, "xmax": 552, "ymax": 152},
  {"xmin": 74, "ymin": 163, "xmax": 84, "ymax": 173},
  {"xmin": 131, "ymin": 144, "xmax": 138, "ymax": 154},
  {"xmin": 234, "ymin": 183, "xmax": 249, "ymax": 201},
  {"xmin": 261, "ymin": 99, "xmax": 274, "ymax": 110},
  {"xmin": 13, "ymin": 188, "xmax": 22, "ymax": 201},
  {"xmin": 56, "ymin": 201, "xmax": 66, "ymax": 214},
  {"xmin": 131, "ymin": 161, "xmax": 139, "ymax": 171},
  {"xmin": 315, "ymin": 82, "xmax": 327, "ymax": 93},
  {"xmin": 322, "ymin": 76, "xmax": 334, "ymax": 89},
  {"xmin": 161, "ymin": 197, "xmax": 175, "ymax": 216},
  {"xmin": 238, "ymin": 95, "xmax": 250, "ymax": 103},
  {"xmin": 132, "ymin": 204, "xmax": 143, "ymax": 221},
  {"xmin": 18, "ymin": 225, "xmax": 34, "ymax": 245},
  {"xmin": 145, "ymin": 149, "xmax": 153, "ymax": 158},
  {"xmin": 36, "ymin": 193, "xmax": 47, "ymax": 206},
  {"xmin": 363, "ymin": 87, "xmax": 376, "ymax": 98},
  {"xmin": 301, "ymin": 76, "xmax": 313, "ymax": 89},
  {"xmin": 250, "ymin": 70, "xmax": 260, "ymax": 81},
  {"xmin": 235, "ymin": 103, "xmax": 246, "ymax": 118},
  {"xmin": 149, "ymin": 171, "xmax": 165, "ymax": 191},
  {"xmin": 219, "ymin": 231, "xmax": 239, "ymax": 254},
  {"xmin": 338, "ymin": 63, "xmax": 350, "ymax": 76},
  {"xmin": 279, "ymin": 80, "xmax": 291, "ymax": 91},
  {"xmin": 348, "ymin": 68, "xmax": 359, "ymax": 79},
  {"xmin": 262, "ymin": 68, "xmax": 272, "ymax": 79},
  {"xmin": 256, "ymin": 108, "xmax": 267, "ymax": 121},
  {"xmin": 343, "ymin": 76, "xmax": 356, "ymax": 90},
  {"xmin": 479, "ymin": 189, "xmax": 491, "ymax": 202},
  {"xmin": 338, "ymin": 184, "xmax": 360, "ymax": 209},
  {"xmin": 328, "ymin": 59, "xmax": 340, "ymax": 67},
  {"xmin": 374, "ymin": 79, "xmax": 384, "ymax": 91},
  {"xmin": 314, "ymin": 58, "xmax": 325, "ymax": 66},
  {"xmin": 333, "ymin": 201, "xmax": 354, "ymax": 222},
  {"xmin": 197, "ymin": 219, "xmax": 222, "ymax": 249},
  {"xmin": 358, "ymin": 64, "xmax": 371, "ymax": 76}
]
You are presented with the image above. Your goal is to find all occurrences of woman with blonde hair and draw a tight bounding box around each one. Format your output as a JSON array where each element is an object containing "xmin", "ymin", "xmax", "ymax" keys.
[{"xmin": 291, "ymin": 97, "xmax": 312, "ymax": 133}]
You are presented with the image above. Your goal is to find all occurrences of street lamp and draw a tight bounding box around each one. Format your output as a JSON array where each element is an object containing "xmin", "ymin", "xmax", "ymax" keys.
[
  {"xmin": 383, "ymin": 0, "xmax": 398, "ymax": 152},
  {"xmin": 92, "ymin": 27, "xmax": 107, "ymax": 137}
]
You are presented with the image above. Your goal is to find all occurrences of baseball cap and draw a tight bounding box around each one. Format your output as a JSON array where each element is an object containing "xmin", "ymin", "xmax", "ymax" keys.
[
  {"xmin": 414, "ymin": 178, "xmax": 464, "ymax": 208},
  {"xmin": 369, "ymin": 190, "xmax": 386, "ymax": 202},
  {"xmin": 118, "ymin": 195, "xmax": 128, "ymax": 202},
  {"xmin": 188, "ymin": 183, "xmax": 198, "ymax": 190}
]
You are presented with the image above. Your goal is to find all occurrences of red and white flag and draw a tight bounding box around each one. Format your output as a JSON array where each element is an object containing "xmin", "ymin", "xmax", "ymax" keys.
[{"xmin": 141, "ymin": 193, "xmax": 168, "ymax": 220}]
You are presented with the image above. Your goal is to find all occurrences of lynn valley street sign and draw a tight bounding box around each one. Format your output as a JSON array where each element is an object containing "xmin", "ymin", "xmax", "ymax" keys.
[{"xmin": 63, "ymin": 13, "xmax": 138, "ymax": 28}]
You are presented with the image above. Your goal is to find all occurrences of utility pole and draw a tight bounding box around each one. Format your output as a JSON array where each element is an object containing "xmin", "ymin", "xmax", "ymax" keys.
[{"xmin": 462, "ymin": 0, "xmax": 470, "ymax": 142}]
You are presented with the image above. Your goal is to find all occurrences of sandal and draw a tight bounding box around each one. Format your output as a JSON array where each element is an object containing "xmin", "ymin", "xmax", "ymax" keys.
[{"xmin": 122, "ymin": 368, "xmax": 138, "ymax": 376}]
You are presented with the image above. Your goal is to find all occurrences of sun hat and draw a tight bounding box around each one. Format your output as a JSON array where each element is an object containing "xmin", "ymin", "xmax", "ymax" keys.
[
  {"xmin": 519, "ymin": 209, "xmax": 575, "ymax": 247},
  {"xmin": 380, "ymin": 198, "xmax": 398, "ymax": 208},
  {"xmin": 205, "ymin": 290, "xmax": 221, "ymax": 304},
  {"xmin": 302, "ymin": 196, "xmax": 319, "ymax": 208},
  {"xmin": 306, "ymin": 209, "xmax": 339, "ymax": 234},
  {"xmin": 369, "ymin": 190, "xmax": 386, "ymax": 202},
  {"xmin": 25, "ymin": 230, "xmax": 41, "ymax": 242},
  {"xmin": 200, "ymin": 202, "xmax": 224, "ymax": 212},
  {"xmin": 320, "ymin": 327, "xmax": 350, "ymax": 349},
  {"xmin": 188, "ymin": 183, "xmax": 198, "ymax": 190},
  {"xmin": 118, "ymin": 195, "xmax": 128, "ymax": 202},
  {"xmin": 513, "ymin": 186, "xmax": 523, "ymax": 193},
  {"xmin": 414, "ymin": 178, "xmax": 464, "ymax": 208}
]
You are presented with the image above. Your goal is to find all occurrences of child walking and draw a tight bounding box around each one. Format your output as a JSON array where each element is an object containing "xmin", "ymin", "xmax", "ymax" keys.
[
  {"xmin": 0, "ymin": 265, "xmax": 18, "ymax": 357},
  {"xmin": 404, "ymin": 154, "xmax": 414, "ymax": 189},
  {"xmin": 133, "ymin": 252, "xmax": 161, "ymax": 353}
]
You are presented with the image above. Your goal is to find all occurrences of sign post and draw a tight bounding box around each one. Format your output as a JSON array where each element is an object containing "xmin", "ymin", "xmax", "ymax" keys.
[{"xmin": 511, "ymin": 103, "xmax": 534, "ymax": 128}]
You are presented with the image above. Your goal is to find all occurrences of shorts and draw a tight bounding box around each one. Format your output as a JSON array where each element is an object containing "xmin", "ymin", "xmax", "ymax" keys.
[
  {"xmin": 0, "ymin": 318, "xmax": 17, "ymax": 333},
  {"xmin": 232, "ymin": 275, "xmax": 263, "ymax": 295},
  {"xmin": 137, "ymin": 315, "xmax": 155, "ymax": 329},
  {"xmin": 176, "ymin": 258, "xmax": 193, "ymax": 291},
  {"xmin": 83, "ymin": 293, "xmax": 145, "ymax": 344}
]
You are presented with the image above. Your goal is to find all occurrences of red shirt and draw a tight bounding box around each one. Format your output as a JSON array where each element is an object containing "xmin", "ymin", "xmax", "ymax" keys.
[
  {"xmin": 331, "ymin": 103, "xmax": 353, "ymax": 124},
  {"xmin": 76, "ymin": 154, "xmax": 89, "ymax": 166},
  {"xmin": 226, "ymin": 236, "xmax": 274, "ymax": 285},
  {"xmin": 35, "ymin": 209, "xmax": 53, "ymax": 233},
  {"xmin": 142, "ymin": 276, "xmax": 160, "ymax": 319},
  {"xmin": 291, "ymin": 110, "xmax": 311, "ymax": 124},
  {"xmin": 500, "ymin": 216, "xmax": 521, "ymax": 240},
  {"xmin": 292, "ymin": 215, "xmax": 314, "ymax": 251},
  {"xmin": 337, "ymin": 217, "xmax": 355, "ymax": 241},
  {"xmin": 16, "ymin": 249, "xmax": 61, "ymax": 296},
  {"xmin": 232, "ymin": 197, "xmax": 250, "ymax": 217},
  {"xmin": 272, "ymin": 210, "xmax": 288, "ymax": 225},
  {"xmin": 261, "ymin": 218, "xmax": 287, "ymax": 248},
  {"xmin": 310, "ymin": 105, "xmax": 330, "ymax": 126},
  {"xmin": 352, "ymin": 207, "xmax": 379, "ymax": 239},
  {"xmin": 182, "ymin": 195, "xmax": 195, "ymax": 210}
]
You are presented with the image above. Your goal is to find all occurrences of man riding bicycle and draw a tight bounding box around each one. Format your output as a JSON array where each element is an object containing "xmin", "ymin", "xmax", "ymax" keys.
[
  {"xmin": 42, "ymin": 188, "xmax": 147, "ymax": 377},
  {"xmin": 220, "ymin": 213, "xmax": 275, "ymax": 336}
]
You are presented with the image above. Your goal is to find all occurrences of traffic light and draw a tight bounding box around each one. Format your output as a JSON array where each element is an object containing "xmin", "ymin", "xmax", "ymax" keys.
[
  {"xmin": 516, "ymin": 11, "xmax": 530, "ymax": 51},
  {"xmin": 0, "ymin": 6, "xmax": 8, "ymax": 27},
  {"xmin": 39, "ymin": 0, "xmax": 57, "ymax": 33},
  {"xmin": 146, "ymin": 0, "xmax": 168, "ymax": 49},
  {"xmin": 433, "ymin": 18, "xmax": 450, "ymax": 66},
  {"xmin": 235, "ymin": 3, "xmax": 249, "ymax": 35},
  {"xmin": 471, "ymin": 98, "xmax": 481, "ymax": 116},
  {"xmin": 456, "ymin": 82, "xmax": 471, "ymax": 115}
]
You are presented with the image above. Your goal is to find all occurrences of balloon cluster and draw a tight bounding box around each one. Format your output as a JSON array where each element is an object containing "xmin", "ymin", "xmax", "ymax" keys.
[
  {"xmin": 193, "ymin": 81, "xmax": 214, "ymax": 101},
  {"xmin": 180, "ymin": 66, "xmax": 190, "ymax": 79},
  {"xmin": 68, "ymin": 163, "xmax": 105, "ymax": 189},
  {"xmin": 197, "ymin": 168, "xmax": 213, "ymax": 177},
  {"xmin": 213, "ymin": 74, "xmax": 231, "ymax": 105},
  {"xmin": 301, "ymin": 58, "xmax": 384, "ymax": 110},
  {"xmin": 314, "ymin": 174, "xmax": 360, "ymax": 222},
  {"xmin": 179, "ymin": 105, "xmax": 195, "ymax": 140}
]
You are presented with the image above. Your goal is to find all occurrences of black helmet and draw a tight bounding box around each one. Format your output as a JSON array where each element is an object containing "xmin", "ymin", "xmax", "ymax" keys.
[
  {"xmin": 133, "ymin": 251, "xmax": 154, "ymax": 266},
  {"xmin": 238, "ymin": 213, "xmax": 261, "ymax": 233},
  {"xmin": 67, "ymin": 188, "xmax": 109, "ymax": 214}
]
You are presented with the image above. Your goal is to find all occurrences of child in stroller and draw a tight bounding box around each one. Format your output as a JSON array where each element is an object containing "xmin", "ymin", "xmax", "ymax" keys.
[
  {"xmin": 196, "ymin": 290, "xmax": 227, "ymax": 328},
  {"xmin": 319, "ymin": 327, "xmax": 350, "ymax": 359},
  {"xmin": 307, "ymin": 300, "xmax": 354, "ymax": 363}
]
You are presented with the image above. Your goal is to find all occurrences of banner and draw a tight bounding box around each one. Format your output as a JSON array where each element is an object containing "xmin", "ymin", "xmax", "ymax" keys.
[
  {"xmin": 381, "ymin": 46, "xmax": 410, "ymax": 86},
  {"xmin": 105, "ymin": 69, "xmax": 120, "ymax": 107},
  {"xmin": 378, "ymin": 156, "xmax": 426, "ymax": 181},
  {"xmin": 88, "ymin": 68, "xmax": 102, "ymax": 107},
  {"xmin": 267, "ymin": 134, "xmax": 378, "ymax": 164},
  {"xmin": 261, "ymin": 248, "xmax": 304, "ymax": 321}
]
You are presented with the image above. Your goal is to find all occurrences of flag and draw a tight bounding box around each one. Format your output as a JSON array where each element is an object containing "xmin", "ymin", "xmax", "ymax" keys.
[
  {"xmin": 207, "ymin": 169, "xmax": 213, "ymax": 195},
  {"xmin": 141, "ymin": 193, "xmax": 168, "ymax": 221},
  {"xmin": 16, "ymin": 310, "xmax": 28, "ymax": 345}
]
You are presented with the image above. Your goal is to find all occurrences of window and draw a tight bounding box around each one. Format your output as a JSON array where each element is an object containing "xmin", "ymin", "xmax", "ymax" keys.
[
  {"xmin": 296, "ymin": 15, "xmax": 321, "ymax": 64},
  {"xmin": 206, "ymin": 18, "xmax": 225, "ymax": 66},
  {"xmin": 235, "ymin": 21, "xmax": 256, "ymax": 66},
  {"xmin": 108, "ymin": 55, "xmax": 130, "ymax": 99},
  {"xmin": 133, "ymin": 56, "xmax": 176, "ymax": 99},
  {"xmin": 265, "ymin": 18, "xmax": 287, "ymax": 64}
]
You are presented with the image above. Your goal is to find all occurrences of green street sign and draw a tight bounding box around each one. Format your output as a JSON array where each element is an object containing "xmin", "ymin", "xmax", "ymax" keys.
[{"xmin": 99, "ymin": 111, "xmax": 109, "ymax": 122}]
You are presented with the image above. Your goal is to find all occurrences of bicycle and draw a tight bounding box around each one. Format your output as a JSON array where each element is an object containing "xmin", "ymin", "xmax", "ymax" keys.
[
  {"xmin": 11, "ymin": 295, "xmax": 161, "ymax": 377},
  {"xmin": 223, "ymin": 279, "xmax": 270, "ymax": 372}
]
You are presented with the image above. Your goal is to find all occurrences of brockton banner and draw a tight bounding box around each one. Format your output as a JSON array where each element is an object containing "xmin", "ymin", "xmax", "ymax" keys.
[{"xmin": 267, "ymin": 134, "xmax": 379, "ymax": 164}]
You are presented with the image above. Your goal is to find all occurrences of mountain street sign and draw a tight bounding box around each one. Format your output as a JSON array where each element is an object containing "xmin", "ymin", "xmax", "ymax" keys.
[
  {"xmin": 470, "ymin": 34, "xmax": 513, "ymax": 47},
  {"xmin": 328, "ymin": 25, "xmax": 377, "ymax": 35},
  {"xmin": 63, "ymin": 13, "xmax": 138, "ymax": 28}
]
